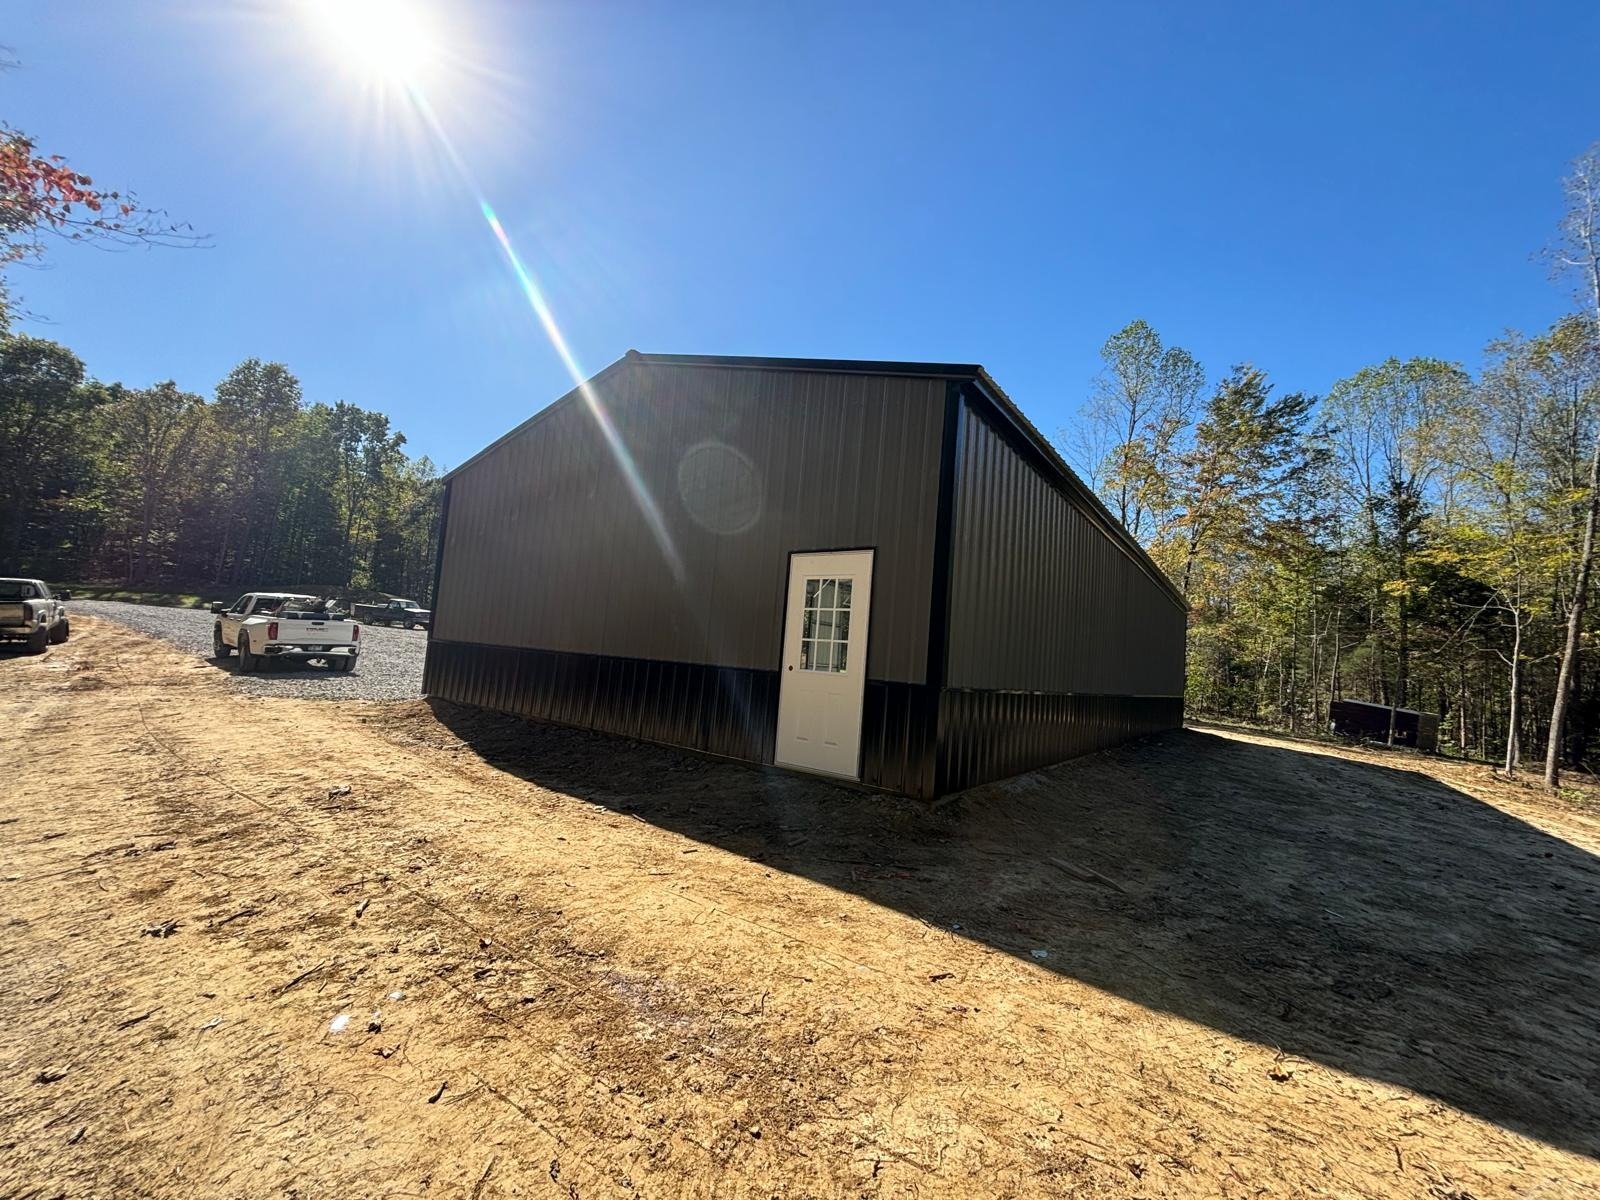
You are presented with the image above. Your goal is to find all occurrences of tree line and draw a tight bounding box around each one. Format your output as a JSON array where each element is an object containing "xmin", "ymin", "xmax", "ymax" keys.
[
  {"xmin": 3, "ymin": 100, "xmax": 440, "ymax": 603},
  {"xmin": 1066, "ymin": 144, "xmax": 1600, "ymax": 786},
  {"xmin": 9, "ymin": 84, "xmax": 1600, "ymax": 784},
  {"xmin": 0, "ymin": 335, "xmax": 442, "ymax": 604}
]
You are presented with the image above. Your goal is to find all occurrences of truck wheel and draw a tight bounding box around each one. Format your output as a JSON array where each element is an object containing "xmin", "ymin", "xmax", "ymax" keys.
[
  {"xmin": 237, "ymin": 636, "xmax": 255, "ymax": 673},
  {"xmin": 213, "ymin": 626, "xmax": 232, "ymax": 658},
  {"xmin": 332, "ymin": 656, "xmax": 356, "ymax": 672},
  {"xmin": 26, "ymin": 627, "xmax": 48, "ymax": 654},
  {"xmin": 404, "ymin": 620, "xmax": 415, "ymax": 631},
  {"xmin": 49, "ymin": 620, "xmax": 69, "ymax": 645}
]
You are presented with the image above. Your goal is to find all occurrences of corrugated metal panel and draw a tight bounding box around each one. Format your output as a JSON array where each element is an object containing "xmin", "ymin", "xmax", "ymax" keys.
[
  {"xmin": 424, "ymin": 639, "xmax": 779, "ymax": 763},
  {"xmin": 434, "ymin": 360, "xmax": 945, "ymax": 684},
  {"xmin": 861, "ymin": 680, "xmax": 940, "ymax": 800},
  {"xmin": 938, "ymin": 692, "xmax": 1183, "ymax": 793},
  {"xmin": 424, "ymin": 639, "xmax": 944, "ymax": 798},
  {"xmin": 944, "ymin": 397, "xmax": 1187, "ymax": 696}
]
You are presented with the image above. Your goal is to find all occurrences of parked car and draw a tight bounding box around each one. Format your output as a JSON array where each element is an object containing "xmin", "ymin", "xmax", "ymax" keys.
[
  {"xmin": 0, "ymin": 578, "xmax": 70, "ymax": 653},
  {"xmin": 211, "ymin": 592, "xmax": 361, "ymax": 672},
  {"xmin": 352, "ymin": 598, "xmax": 431, "ymax": 630}
]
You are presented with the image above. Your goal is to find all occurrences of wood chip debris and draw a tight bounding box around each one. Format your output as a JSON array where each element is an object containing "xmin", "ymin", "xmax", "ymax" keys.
[{"xmin": 273, "ymin": 959, "xmax": 328, "ymax": 995}]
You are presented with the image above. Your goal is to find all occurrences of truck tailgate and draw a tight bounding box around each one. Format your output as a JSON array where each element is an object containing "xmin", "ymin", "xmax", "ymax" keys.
[{"xmin": 274, "ymin": 618, "xmax": 356, "ymax": 645}]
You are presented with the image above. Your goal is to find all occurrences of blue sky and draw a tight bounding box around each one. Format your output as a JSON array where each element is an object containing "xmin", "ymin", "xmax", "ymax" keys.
[{"xmin": 5, "ymin": 1, "xmax": 1598, "ymax": 472}]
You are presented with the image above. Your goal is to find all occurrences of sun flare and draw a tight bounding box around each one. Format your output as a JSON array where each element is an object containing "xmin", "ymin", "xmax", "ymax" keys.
[{"xmin": 305, "ymin": 0, "xmax": 437, "ymax": 85}]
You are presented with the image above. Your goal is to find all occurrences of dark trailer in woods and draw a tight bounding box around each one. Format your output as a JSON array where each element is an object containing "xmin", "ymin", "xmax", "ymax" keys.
[
  {"xmin": 423, "ymin": 352, "xmax": 1187, "ymax": 800},
  {"xmin": 1329, "ymin": 698, "xmax": 1441, "ymax": 753}
]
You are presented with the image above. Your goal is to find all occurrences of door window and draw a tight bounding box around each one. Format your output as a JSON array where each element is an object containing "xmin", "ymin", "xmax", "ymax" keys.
[{"xmin": 799, "ymin": 577, "xmax": 852, "ymax": 672}]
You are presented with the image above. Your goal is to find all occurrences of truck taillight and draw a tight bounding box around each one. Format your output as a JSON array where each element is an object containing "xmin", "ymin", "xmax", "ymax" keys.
[
  {"xmin": 352, "ymin": 624, "xmax": 360, "ymax": 641},
  {"xmin": 267, "ymin": 621, "xmax": 279, "ymax": 640}
]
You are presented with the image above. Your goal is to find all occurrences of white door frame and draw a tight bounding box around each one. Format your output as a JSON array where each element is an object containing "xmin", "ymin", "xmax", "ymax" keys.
[{"xmin": 774, "ymin": 548, "xmax": 875, "ymax": 781}]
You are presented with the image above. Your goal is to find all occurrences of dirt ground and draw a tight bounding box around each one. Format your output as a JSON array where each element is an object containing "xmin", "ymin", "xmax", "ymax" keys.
[{"xmin": 3, "ymin": 617, "xmax": 1599, "ymax": 1199}]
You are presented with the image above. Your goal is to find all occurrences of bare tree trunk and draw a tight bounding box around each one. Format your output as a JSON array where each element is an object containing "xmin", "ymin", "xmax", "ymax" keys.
[
  {"xmin": 1388, "ymin": 590, "xmax": 1409, "ymax": 746},
  {"xmin": 1547, "ymin": 148, "xmax": 1600, "ymax": 787},
  {"xmin": 1288, "ymin": 604, "xmax": 1300, "ymax": 733},
  {"xmin": 1329, "ymin": 607, "xmax": 1342, "ymax": 722},
  {"xmin": 1546, "ymin": 427, "xmax": 1600, "ymax": 788},
  {"xmin": 1505, "ymin": 617, "xmax": 1523, "ymax": 776},
  {"xmin": 1308, "ymin": 595, "xmax": 1321, "ymax": 732},
  {"xmin": 1478, "ymin": 679, "xmax": 1488, "ymax": 759}
]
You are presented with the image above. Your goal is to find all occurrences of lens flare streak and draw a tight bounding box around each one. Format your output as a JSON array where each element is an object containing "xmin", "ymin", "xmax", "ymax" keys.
[
  {"xmin": 398, "ymin": 77, "xmax": 683, "ymax": 583},
  {"xmin": 477, "ymin": 201, "xmax": 685, "ymax": 582}
]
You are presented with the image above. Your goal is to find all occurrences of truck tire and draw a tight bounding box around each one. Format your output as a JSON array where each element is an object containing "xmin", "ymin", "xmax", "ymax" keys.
[
  {"xmin": 404, "ymin": 620, "xmax": 415, "ymax": 630},
  {"xmin": 49, "ymin": 619, "xmax": 69, "ymax": 645},
  {"xmin": 213, "ymin": 626, "xmax": 232, "ymax": 658},
  {"xmin": 26, "ymin": 626, "xmax": 48, "ymax": 654},
  {"xmin": 237, "ymin": 635, "xmax": 255, "ymax": 673},
  {"xmin": 331, "ymin": 656, "xmax": 356, "ymax": 672}
]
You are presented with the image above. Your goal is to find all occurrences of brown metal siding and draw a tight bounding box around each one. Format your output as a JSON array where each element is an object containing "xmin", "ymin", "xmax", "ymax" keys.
[
  {"xmin": 938, "ymin": 693, "xmax": 1183, "ymax": 792},
  {"xmin": 422, "ymin": 641, "xmax": 944, "ymax": 798},
  {"xmin": 424, "ymin": 640, "xmax": 781, "ymax": 765},
  {"xmin": 433, "ymin": 361, "xmax": 946, "ymax": 684},
  {"xmin": 945, "ymin": 398, "xmax": 1186, "ymax": 697}
]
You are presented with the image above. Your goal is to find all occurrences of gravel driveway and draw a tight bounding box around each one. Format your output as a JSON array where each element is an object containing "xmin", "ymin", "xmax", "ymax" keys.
[{"xmin": 63, "ymin": 599, "xmax": 426, "ymax": 699}]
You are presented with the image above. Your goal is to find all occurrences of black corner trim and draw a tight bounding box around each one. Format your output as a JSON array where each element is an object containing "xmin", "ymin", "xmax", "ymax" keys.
[
  {"xmin": 426, "ymin": 479, "xmax": 452, "ymax": 644},
  {"xmin": 926, "ymin": 382, "xmax": 965, "ymax": 796},
  {"xmin": 927, "ymin": 381, "xmax": 963, "ymax": 692}
]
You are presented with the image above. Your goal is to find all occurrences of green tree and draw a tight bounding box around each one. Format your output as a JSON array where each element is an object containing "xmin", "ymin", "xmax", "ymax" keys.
[
  {"xmin": 211, "ymin": 358, "xmax": 304, "ymax": 583},
  {"xmin": 1085, "ymin": 320, "xmax": 1204, "ymax": 540},
  {"xmin": 1324, "ymin": 357, "xmax": 1471, "ymax": 743},
  {"xmin": 100, "ymin": 382, "xmax": 207, "ymax": 584},
  {"xmin": 0, "ymin": 334, "xmax": 93, "ymax": 565},
  {"xmin": 329, "ymin": 401, "xmax": 407, "ymax": 587},
  {"xmin": 1544, "ymin": 145, "xmax": 1600, "ymax": 787},
  {"xmin": 1158, "ymin": 365, "xmax": 1317, "ymax": 599},
  {"xmin": 1430, "ymin": 334, "xmax": 1566, "ymax": 774}
]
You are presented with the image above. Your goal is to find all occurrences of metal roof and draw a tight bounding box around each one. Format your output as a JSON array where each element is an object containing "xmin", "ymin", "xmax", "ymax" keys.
[
  {"xmin": 442, "ymin": 351, "xmax": 1185, "ymax": 608},
  {"xmin": 1332, "ymin": 698, "xmax": 1432, "ymax": 719}
]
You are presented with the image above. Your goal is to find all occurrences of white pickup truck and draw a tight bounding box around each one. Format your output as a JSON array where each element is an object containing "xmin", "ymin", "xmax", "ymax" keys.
[
  {"xmin": 211, "ymin": 592, "xmax": 361, "ymax": 673},
  {"xmin": 0, "ymin": 578, "xmax": 70, "ymax": 653}
]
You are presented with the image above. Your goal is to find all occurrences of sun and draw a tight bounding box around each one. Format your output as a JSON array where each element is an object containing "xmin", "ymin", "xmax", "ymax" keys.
[{"xmin": 304, "ymin": 0, "xmax": 437, "ymax": 85}]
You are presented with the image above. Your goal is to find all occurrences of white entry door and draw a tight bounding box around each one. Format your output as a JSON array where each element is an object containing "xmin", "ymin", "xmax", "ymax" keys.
[{"xmin": 775, "ymin": 549, "xmax": 874, "ymax": 780}]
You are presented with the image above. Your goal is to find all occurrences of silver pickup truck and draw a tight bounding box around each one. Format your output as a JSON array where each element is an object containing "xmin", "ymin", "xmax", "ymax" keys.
[
  {"xmin": 211, "ymin": 592, "xmax": 361, "ymax": 673},
  {"xmin": 0, "ymin": 578, "xmax": 70, "ymax": 653}
]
